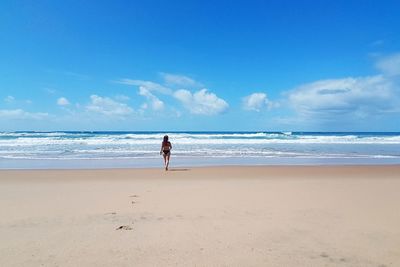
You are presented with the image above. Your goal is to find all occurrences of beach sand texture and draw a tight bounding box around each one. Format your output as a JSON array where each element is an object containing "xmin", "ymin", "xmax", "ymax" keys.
[{"xmin": 1, "ymin": 166, "xmax": 399, "ymax": 266}]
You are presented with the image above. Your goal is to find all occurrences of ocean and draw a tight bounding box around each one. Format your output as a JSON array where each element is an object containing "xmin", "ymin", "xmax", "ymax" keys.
[{"xmin": 1, "ymin": 131, "xmax": 400, "ymax": 169}]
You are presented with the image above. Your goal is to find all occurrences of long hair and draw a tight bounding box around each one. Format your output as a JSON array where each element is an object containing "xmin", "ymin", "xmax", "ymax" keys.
[{"xmin": 162, "ymin": 135, "xmax": 169, "ymax": 145}]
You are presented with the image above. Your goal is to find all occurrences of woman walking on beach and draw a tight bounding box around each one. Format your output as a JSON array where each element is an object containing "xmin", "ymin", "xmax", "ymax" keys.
[{"xmin": 160, "ymin": 135, "xmax": 172, "ymax": 171}]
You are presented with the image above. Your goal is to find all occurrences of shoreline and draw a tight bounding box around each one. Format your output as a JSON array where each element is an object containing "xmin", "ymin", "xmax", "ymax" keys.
[
  {"xmin": 1, "ymin": 163, "xmax": 400, "ymax": 172},
  {"xmin": 2, "ymin": 156, "xmax": 400, "ymax": 170}
]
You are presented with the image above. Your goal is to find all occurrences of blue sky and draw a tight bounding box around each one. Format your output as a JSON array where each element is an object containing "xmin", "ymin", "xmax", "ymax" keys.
[{"xmin": 1, "ymin": 0, "xmax": 400, "ymax": 131}]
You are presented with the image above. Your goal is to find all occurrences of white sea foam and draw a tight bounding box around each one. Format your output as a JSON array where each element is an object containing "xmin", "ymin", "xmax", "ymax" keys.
[
  {"xmin": 2, "ymin": 134, "xmax": 400, "ymax": 146},
  {"xmin": 1, "ymin": 132, "xmax": 400, "ymax": 162}
]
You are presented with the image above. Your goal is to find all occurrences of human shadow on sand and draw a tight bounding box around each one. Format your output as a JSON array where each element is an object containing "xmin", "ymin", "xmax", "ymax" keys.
[{"xmin": 168, "ymin": 168, "xmax": 190, "ymax": 172}]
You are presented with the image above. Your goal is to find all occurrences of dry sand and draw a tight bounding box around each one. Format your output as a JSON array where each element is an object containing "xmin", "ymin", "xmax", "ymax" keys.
[{"xmin": 1, "ymin": 166, "xmax": 399, "ymax": 266}]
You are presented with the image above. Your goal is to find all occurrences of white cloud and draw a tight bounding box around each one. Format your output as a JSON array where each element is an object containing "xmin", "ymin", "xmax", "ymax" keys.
[
  {"xmin": 86, "ymin": 95, "xmax": 134, "ymax": 116},
  {"xmin": 138, "ymin": 86, "xmax": 164, "ymax": 111},
  {"xmin": 114, "ymin": 74, "xmax": 227, "ymax": 116},
  {"xmin": 114, "ymin": 94, "xmax": 130, "ymax": 101},
  {"xmin": 57, "ymin": 97, "xmax": 70, "ymax": 106},
  {"xmin": 376, "ymin": 53, "xmax": 400, "ymax": 76},
  {"xmin": 0, "ymin": 109, "xmax": 48, "ymax": 120},
  {"xmin": 115, "ymin": 79, "xmax": 172, "ymax": 94},
  {"xmin": 4, "ymin": 96, "xmax": 15, "ymax": 103},
  {"xmin": 160, "ymin": 73, "xmax": 202, "ymax": 88},
  {"xmin": 287, "ymin": 75, "xmax": 399, "ymax": 120},
  {"xmin": 173, "ymin": 89, "xmax": 229, "ymax": 115},
  {"xmin": 3, "ymin": 96, "xmax": 33, "ymax": 105},
  {"xmin": 242, "ymin": 92, "xmax": 278, "ymax": 112}
]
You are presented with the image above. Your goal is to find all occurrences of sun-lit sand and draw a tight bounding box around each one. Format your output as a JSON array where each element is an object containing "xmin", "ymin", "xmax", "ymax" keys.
[{"xmin": 1, "ymin": 166, "xmax": 400, "ymax": 266}]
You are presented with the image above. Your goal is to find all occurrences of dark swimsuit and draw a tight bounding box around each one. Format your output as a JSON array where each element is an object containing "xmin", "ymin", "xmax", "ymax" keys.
[{"xmin": 162, "ymin": 141, "xmax": 171, "ymax": 155}]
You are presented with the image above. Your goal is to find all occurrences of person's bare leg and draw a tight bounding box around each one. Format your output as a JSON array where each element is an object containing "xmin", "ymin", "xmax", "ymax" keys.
[
  {"xmin": 166, "ymin": 154, "xmax": 170, "ymax": 170},
  {"xmin": 163, "ymin": 154, "xmax": 167, "ymax": 170}
]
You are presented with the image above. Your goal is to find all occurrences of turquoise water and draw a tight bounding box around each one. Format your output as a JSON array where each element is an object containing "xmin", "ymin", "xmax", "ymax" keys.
[{"xmin": 1, "ymin": 131, "xmax": 400, "ymax": 169}]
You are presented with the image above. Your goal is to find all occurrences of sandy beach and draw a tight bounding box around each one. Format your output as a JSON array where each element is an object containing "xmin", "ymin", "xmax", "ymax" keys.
[{"xmin": 1, "ymin": 165, "xmax": 399, "ymax": 266}]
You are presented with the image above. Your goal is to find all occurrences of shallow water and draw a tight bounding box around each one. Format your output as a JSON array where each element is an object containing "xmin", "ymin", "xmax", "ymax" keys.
[{"xmin": 1, "ymin": 131, "xmax": 400, "ymax": 168}]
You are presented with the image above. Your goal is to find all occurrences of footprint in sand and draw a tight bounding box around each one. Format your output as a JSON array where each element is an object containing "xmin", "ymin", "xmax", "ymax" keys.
[
  {"xmin": 320, "ymin": 252, "xmax": 329, "ymax": 258},
  {"xmin": 116, "ymin": 225, "xmax": 133, "ymax": 230},
  {"xmin": 130, "ymin": 195, "xmax": 139, "ymax": 205}
]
